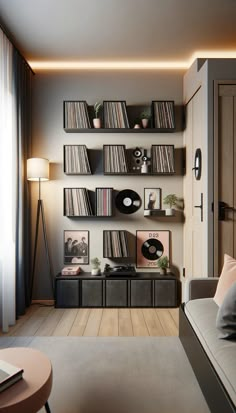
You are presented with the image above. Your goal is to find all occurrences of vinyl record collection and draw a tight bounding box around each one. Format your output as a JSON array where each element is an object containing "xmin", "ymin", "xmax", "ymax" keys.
[
  {"xmin": 104, "ymin": 230, "xmax": 129, "ymax": 258},
  {"xmin": 96, "ymin": 188, "xmax": 113, "ymax": 216},
  {"xmin": 64, "ymin": 145, "xmax": 91, "ymax": 174},
  {"xmin": 104, "ymin": 145, "xmax": 128, "ymax": 173},
  {"xmin": 103, "ymin": 101, "xmax": 130, "ymax": 128},
  {"xmin": 151, "ymin": 145, "xmax": 175, "ymax": 173},
  {"xmin": 64, "ymin": 188, "xmax": 93, "ymax": 216},
  {"xmin": 64, "ymin": 101, "xmax": 91, "ymax": 129},
  {"xmin": 152, "ymin": 101, "xmax": 175, "ymax": 129}
]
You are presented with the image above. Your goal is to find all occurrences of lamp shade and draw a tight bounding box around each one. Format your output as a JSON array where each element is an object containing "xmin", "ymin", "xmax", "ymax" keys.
[{"xmin": 27, "ymin": 158, "xmax": 49, "ymax": 181}]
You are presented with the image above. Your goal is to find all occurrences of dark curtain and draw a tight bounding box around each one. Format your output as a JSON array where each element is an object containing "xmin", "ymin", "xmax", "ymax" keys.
[{"xmin": 13, "ymin": 49, "xmax": 33, "ymax": 315}]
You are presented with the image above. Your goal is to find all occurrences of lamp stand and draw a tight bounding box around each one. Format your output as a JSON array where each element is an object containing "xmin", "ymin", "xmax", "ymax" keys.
[{"xmin": 30, "ymin": 179, "xmax": 54, "ymax": 301}]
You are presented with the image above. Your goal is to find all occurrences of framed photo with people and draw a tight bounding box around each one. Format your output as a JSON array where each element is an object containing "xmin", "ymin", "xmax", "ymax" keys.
[
  {"xmin": 64, "ymin": 230, "xmax": 89, "ymax": 264},
  {"xmin": 144, "ymin": 188, "xmax": 161, "ymax": 210}
]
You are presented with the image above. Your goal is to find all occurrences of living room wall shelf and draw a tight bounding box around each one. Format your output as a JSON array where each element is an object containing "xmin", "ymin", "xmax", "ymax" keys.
[
  {"xmin": 64, "ymin": 187, "xmax": 113, "ymax": 217},
  {"xmin": 63, "ymin": 101, "xmax": 179, "ymax": 133}
]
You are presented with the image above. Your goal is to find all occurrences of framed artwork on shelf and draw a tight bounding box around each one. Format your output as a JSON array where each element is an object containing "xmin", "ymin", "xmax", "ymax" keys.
[
  {"xmin": 64, "ymin": 230, "xmax": 89, "ymax": 264},
  {"xmin": 136, "ymin": 230, "xmax": 170, "ymax": 268},
  {"xmin": 144, "ymin": 188, "xmax": 161, "ymax": 210}
]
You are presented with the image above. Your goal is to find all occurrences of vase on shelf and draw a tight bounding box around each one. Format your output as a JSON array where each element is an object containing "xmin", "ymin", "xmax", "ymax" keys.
[
  {"xmin": 141, "ymin": 118, "xmax": 149, "ymax": 128},
  {"xmin": 93, "ymin": 118, "xmax": 102, "ymax": 129}
]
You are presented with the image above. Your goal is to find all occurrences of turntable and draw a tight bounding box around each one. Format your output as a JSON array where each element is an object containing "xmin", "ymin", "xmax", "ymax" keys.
[{"xmin": 103, "ymin": 264, "xmax": 136, "ymax": 277}]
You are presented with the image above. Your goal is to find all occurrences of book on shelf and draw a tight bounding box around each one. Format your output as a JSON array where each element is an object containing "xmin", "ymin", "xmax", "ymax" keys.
[
  {"xmin": 64, "ymin": 188, "xmax": 93, "ymax": 216},
  {"xmin": 64, "ymin": 101, "xmax": 91, "ymax": 129},
  {"xmin": 152, "ymin": 101, "xmax": 175, "ymax": 129},
  {"xmin": 95, "ymin": 188, "xmax": 113, "ymax": 216},
  {"xmin": 103, "ymin": 145, "xmax": 128, "ymax": 173},
  {"xmin": 103, "ymin": 101, "xmax": 130, "ymax": 128},
  {"xmin": 151, "ymin": 145, "xmax": 175, "ymax": 173},
  {"xmin": 0, "ymin": 360, "xmax": 24, "ymax": 393},
  {"xmin": 103, "ymin": 230, "xmax": 129, "ymax": 258},
  {"xmin": 64, "ymin": 145, "xmax": 91, "ymax": 174},
  {"xmin": 61, "ymin": 265, "xmax": 80, "ymax": 275}
]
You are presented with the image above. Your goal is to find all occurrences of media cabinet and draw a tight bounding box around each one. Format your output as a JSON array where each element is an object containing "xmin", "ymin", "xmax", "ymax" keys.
[{"xmin": 55, "ymin": 272, "xmax": 181, "ymax": 308}]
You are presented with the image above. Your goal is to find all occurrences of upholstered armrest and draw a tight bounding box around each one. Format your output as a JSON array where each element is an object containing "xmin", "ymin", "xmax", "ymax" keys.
[{"xmin": 185, "ymin": 277, "xmax": 219, "ymax": 302}]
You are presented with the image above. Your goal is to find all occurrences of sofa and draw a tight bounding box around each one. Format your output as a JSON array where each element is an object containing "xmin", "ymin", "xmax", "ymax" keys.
[{"xmin": 179, "ymin": 277, "xmax": 236, "ymax": 413}]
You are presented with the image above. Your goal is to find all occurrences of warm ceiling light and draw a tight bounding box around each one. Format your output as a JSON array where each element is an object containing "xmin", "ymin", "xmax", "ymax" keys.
[
  {"xmin": 28, "ymin": 51, "xmax": 236, "ymax": 71},
  {"xmin": 29, "ymin": 60, "xmax": 189, "ymax": 71}
]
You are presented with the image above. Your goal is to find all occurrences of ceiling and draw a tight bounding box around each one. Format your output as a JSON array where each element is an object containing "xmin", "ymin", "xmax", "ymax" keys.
[{"xmin": 0, "ymin": 0, "xmax": 236, "ymax": 70}]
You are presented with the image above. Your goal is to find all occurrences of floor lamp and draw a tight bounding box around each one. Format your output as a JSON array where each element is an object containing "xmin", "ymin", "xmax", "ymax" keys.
[{"xmin": 27, "ymin": 158, "xmax": 54, "ymax": 301}]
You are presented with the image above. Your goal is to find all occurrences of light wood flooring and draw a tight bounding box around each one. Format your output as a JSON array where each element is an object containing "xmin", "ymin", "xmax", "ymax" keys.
[{"xmin": 1, "ymin": 305, "xmax": 179, "ymax": 337}]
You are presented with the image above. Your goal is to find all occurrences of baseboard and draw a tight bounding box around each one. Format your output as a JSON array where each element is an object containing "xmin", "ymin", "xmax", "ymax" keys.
[{"xmin": 32, "ymin": 300, "xmax": 54, "ymax": 306}]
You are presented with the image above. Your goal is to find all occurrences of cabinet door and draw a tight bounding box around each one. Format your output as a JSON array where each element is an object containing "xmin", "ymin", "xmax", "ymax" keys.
[
  {"xmin": 81, "ymin": 280, "xmax": 103, "ymax": 307},
  {"xmin": 154, "ymin": 279, "xmax": 177, "ymax": 307},
  {"xmin": 130, "ymin": 280, "xmax": 152, "ymax": 307},
  {"xmin": 105, "ymin": 280, "xmax": 128, "ymax": 307},
  {"xmin": 55, "ymin": 279, "xmax": 80, "ymax": 308}
]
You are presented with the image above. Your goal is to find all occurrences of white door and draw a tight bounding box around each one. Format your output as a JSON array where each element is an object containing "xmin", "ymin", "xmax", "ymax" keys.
[{"xmin": 183, "ymin": 87, "xmax": 205, "ymax": 278}]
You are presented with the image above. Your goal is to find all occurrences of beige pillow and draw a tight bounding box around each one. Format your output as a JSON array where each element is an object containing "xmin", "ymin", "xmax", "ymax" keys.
[{"xmin": 214, "ymin": 254, "xmax": 236, "ymax": 306}]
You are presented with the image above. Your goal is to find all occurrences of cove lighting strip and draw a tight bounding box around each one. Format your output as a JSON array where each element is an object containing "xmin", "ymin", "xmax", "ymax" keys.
[{"xmin": 29, "ymin": 51, "xmax": 236, "ymax": 71}]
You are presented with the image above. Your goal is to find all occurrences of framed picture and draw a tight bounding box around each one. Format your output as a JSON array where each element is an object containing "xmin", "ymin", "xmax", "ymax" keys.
[
  {"xmin": 64, "ymin": 230, "xmax": 89, "ymax": 264},
  {"xmin": 136, "ymin": 230, "xmax": 170, "ymax": 268},
  {"xmin": 144, "ymin": 188, "xmax": 161, "ymax": 210}
]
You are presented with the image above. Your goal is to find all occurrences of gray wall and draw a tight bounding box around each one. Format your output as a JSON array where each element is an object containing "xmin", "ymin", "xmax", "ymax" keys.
[{"xmin": 31, "ymin": 70, "xmax": 184, "ymax": 299}]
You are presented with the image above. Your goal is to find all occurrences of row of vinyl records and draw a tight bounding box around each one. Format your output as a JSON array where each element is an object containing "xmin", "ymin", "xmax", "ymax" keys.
[
  {"xmin": 104, "ymin": 230, "xmax": 129, "ymax": 258},
  {"xmin": 64, "ymin": 188, "xmax": 113, "ymax": 217},
  {"xmin": 64, "ymin": 100, "xmax": 175, "ymax": 130},
  {"xmin": 64, "ymin": 145, "xmax": 91, "ymax": 174},
  {"xmin": 152, "ymin": 101, "xmax": 175, "ymax": 129},
  {"xmin": 64, "ymin": 144, "xmax": 175, "ymax": 174},
  {"xmin": 64, "ymin": 101, "xmax": 91, "ymax": 129}
]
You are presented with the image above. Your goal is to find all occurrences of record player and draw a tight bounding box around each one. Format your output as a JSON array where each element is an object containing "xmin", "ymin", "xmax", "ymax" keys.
[{"xmin": 103, "ymin": 264, "xmax": 136, "ymax": 277}]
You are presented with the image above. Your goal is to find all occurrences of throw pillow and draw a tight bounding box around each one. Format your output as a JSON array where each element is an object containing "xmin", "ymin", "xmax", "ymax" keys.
[
  {"xmin": 214, "ymin": 254, "xmax": 236, "ymax": 306},
  {"xmin": 216, "ymin": 281, "xmax": 236, "ymax": 339}
]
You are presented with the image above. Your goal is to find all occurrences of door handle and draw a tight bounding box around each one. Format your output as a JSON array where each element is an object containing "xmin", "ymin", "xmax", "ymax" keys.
[
  {"xmin": 219, "ymin": 201, "xmax": 235, "ymax": 221},
  {"xmin": 194, "ymin": 193, "xmax": 203, "ymax": 222}
]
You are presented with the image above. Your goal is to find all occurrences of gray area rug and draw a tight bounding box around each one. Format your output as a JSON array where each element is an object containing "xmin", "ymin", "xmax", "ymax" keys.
[{"xmin": 0, "ymin": 337, "xmax": 210, "ymax": 413}]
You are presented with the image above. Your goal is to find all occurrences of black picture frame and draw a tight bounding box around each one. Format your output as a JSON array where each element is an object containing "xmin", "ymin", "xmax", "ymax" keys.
[{"xmin": 64, "ymin": 230, "xmax": 89, "ymax": 264}]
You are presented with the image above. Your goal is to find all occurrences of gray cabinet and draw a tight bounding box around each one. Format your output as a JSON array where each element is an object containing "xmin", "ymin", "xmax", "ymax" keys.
[
  {"xmin": 154, "ymin": 279, "xmax": 177, "ymax": 307},
  {"xmin": 81, "ymin": 280, "xmax": 103, "ymax": 307},
  {"xmin": 55, "ymin": 273, "xmax": 180, "ymax": 308},
  {"xmin": 130, "ymin": 280, "xmax": 152, "ymax": 307},
  {"xmin": 105, "ymin": 280, "xmax": 128, "ymax": 307},
  {"xmin": 55, "ymin": 278, "xmax": 80, "ymax": 308}
]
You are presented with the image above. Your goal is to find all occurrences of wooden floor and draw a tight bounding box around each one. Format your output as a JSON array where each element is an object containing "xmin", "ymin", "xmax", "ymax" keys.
[{"xmin": 1, "ymin": 306, "xmax": 179, "ymax": 337}]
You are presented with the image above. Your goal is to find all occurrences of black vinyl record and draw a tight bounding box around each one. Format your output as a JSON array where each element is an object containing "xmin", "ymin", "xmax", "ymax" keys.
[
  {"xmin": 115, "ymin": 189, "xmax": 141, "ymax": 214},
  {"xmin": 141, "ymin": 238, "xmax": 164, "ymax": 261}
]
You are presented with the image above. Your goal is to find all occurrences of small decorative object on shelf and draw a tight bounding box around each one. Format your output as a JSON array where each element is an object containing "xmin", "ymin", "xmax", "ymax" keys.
[
  {"xmin": 163, "ymin": 194, "xmax": 179, "ymax": 216},
  {"xmin": 91, "ymin": 257, "xmax": 101, "ymax": 276},
  {"xmin": 144, "ymin": 188, "xmax": 161, "ymax": 211},
  {"xmin": 139, "ymin": 109, "xmax": 151, "ymax": 129},
  {"xmin": 61, "ymin": 265, "xmax": 80, "ymax": 276},
  {"xmin": 93, "ymin": 101, "xmax": 102, "ymax": 128},
  {"xmin": 157, "ymin": 255, "xmax": 169, "ymax": 275}
]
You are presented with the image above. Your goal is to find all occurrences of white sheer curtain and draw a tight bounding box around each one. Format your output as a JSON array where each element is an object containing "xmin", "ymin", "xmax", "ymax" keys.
[{"xmin": 0, "ymin": 29, "xmax": 16, "ymax": 332}]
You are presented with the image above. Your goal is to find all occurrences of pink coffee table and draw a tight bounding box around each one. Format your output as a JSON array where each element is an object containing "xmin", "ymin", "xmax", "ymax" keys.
[{"xmin": 0, "ymin": 347, "xmax": 52, "ymax": 413}]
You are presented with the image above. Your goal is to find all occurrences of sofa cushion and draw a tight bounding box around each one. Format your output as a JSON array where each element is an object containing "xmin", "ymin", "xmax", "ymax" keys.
[
  {"xmin": 185, "ymin": 298, "xmax": 236, "ymax": 406},
  {"xmin": 214, "ymin": 254, "xmax": 236, "ymax": 306},
  {"xmin": 216, "ymin": 281, "xmax": 236, "ymax": 339}
]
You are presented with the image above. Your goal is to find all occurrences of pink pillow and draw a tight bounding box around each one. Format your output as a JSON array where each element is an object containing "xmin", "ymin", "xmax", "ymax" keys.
[{"xmin": 214, "ymin": 254, "xmax": 236, "ymax": 306}]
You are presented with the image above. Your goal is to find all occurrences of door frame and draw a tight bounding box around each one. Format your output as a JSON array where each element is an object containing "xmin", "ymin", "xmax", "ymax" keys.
[{"xmin": 213, "ymin": 80, "xmax": 236, "ymax": 275}]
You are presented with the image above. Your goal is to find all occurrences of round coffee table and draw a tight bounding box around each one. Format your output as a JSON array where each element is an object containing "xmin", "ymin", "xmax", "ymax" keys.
[{"xmin": 0, "ymin": 347, "xmax": 52, "ymax": 413}]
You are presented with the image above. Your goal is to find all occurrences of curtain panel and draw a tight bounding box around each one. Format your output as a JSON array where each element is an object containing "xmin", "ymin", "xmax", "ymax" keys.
[{"xmin": 0, "ymin": 27, "xmax": 32, "ymax": 332}]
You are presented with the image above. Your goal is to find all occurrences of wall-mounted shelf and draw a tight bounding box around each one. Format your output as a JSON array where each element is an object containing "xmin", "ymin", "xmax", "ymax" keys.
[
  {"xmin": 64, "ymin": 187, "xmax": 113, "ymax": 218},
  {"xmin": 63, "ymin": 101, "xmax": 178, "ymax": 133}
]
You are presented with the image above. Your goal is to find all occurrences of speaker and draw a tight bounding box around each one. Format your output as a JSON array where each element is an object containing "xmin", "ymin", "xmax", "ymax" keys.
[{"xmin": 129, "ymin": 147, "xmax": 145, "ymax": 172}]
